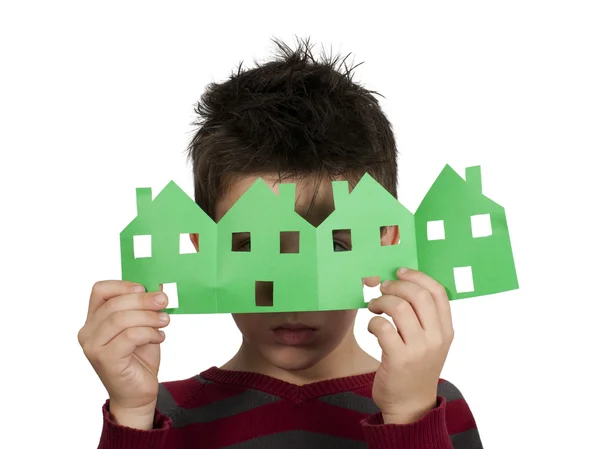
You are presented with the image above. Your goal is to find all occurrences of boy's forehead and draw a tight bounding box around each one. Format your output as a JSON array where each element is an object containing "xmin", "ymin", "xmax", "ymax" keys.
[{"xmin": 214, "ymin": 173, "xmax": 346, "ymax": 226}]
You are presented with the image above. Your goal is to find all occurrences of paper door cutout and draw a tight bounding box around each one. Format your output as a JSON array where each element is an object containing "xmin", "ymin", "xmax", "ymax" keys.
[{"xmin": 120, "ymin": 165, "xmax": 519, "ymax": 314}]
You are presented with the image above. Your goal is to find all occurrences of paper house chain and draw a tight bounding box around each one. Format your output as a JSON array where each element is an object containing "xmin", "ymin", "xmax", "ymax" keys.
[{"xmin": 120, "ymin": 165, "xmax": 519, "ymax": 314}]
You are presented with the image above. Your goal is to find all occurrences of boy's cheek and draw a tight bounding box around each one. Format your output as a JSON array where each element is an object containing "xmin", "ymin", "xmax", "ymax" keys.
[
  {"xmin": 232, "ymin": 313, "xmax": 282, "ymax": 342},
  {"xmin": 232, "ymin": 313, "xmax": 265, "ymax": 333}
]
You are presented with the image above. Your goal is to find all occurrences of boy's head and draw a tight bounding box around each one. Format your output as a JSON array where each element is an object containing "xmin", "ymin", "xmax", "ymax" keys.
[{"xmin": 188, "ymin": 39, "xmax": 398, "ymax": 373}]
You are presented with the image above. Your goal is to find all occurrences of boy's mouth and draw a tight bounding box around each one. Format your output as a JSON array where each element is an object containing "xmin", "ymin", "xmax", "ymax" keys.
[{"xmin": 272, "ymin": 323, "xmax": 317, "ymax": 345}]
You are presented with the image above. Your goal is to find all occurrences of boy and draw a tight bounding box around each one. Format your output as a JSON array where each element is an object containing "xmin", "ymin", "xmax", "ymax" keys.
[{"xmin": 78, "ymin": 39, "xmax": 483, "ymax": 448}]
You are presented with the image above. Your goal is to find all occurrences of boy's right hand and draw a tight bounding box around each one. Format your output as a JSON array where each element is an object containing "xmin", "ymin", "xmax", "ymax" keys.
[{"xmin": 78, "ymin": 280, "xmax": 170, "ymax": 429}]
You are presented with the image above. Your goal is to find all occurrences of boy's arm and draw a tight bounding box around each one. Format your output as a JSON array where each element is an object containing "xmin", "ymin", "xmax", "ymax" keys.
[
  {"xmin": 361, "ymin": 381, "xmax": 482, "ymax": 449},
  {"xmin": 98, "ymin": 400, "xmax": 171, "ymax": 449}
]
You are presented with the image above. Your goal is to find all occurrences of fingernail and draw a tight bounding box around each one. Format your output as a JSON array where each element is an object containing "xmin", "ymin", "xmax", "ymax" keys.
[
  {"xmin": 159, "ymin": 312, "xmax": 169, "ymax": 323},
  {"xmin": 398, "ymin": 267, "xmax": 409, "ymax": 275},
  {"xmin": 381, "ymin": 280, "xmax": 390, "ymax": 289},
  {"xmin": 133, "ymin": 284, "xmax": 146, "ymax": 293},
  {"xmin": 154, "ymin": 293, "xmax": 166, "ymax": 306}
]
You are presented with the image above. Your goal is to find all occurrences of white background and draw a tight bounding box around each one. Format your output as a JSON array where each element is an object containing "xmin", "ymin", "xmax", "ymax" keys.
[{"xmin": 1, "ymin": 1, "xmax": 599, "ymax": 448}]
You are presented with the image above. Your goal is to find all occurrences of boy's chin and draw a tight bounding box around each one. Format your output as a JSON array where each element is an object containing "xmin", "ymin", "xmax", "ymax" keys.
[{"xmin": 264, "ymin": 346, "xmax": 329, "ymax": 372}]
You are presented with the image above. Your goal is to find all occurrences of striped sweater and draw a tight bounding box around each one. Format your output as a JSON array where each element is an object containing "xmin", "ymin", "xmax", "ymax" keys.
[{"xmin": 99, "ymin": 367, "xmax": 482, "ymax": 449}]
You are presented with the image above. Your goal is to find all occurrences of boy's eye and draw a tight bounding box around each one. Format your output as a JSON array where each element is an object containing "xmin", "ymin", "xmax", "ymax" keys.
[
  {"xmin": 333, "ymin": 241, "xmax": 349, "ymax": 252},
  {"xmin": 238, "ymin": 240, "xmax": 251, "ymax": 252}
]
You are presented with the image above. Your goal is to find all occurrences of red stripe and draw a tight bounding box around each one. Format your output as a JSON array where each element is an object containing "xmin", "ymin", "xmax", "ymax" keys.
[
  {"xmin": 165, "ymin": 398, "xmax": 476, "ymax": 449},
  {"xmin": 185, "ymin": 382, "xmax": 248, "ymax": 408},
  {"xmin": 445, "ymin": 398, "xmax": 477, "ymax": 434},
  {"xmin": 162, "ymin": 378, "xmax": 205, "ymax": 406},
  {"xmin": 352, "ymin": 378, "xmax": 449, "ymax": 399},
  {"xmin": 168, "ymin": 399, "xmax": 370, "ymax": 448},
  {"xmin": 159, "ymin": 373, "xmax": 477, "ymax": 449}
]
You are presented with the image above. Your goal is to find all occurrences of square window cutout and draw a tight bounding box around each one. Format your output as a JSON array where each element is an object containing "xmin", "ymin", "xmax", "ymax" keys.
[
  {"xmin": 380, "ymin": 225, "xmax": 400, "ymax": 245},
  {"xmin": 427, "ymin": 220, "xmax": 445, "ymax": 240},
  {"xmin": 134, "ymin": 235, "xmax": 152, "ymax": 258},
  {"xmin": 161, "ymin": 282, "xmax": 179, "ymax": 308},
  {"xmin": 255, "ymin": 281, "xmax": 274, "ymax": 307},
  {"xmin": 453, "ymin": 266, "xmax": 475, "ymax": 293},
  {"xmin": 179, "ymin": 233, "xmax": 197, "ymax": 254},
  {"xmin": 363, "ymin": 276, "xmax": 381, "ymax": 302},
  {"xmin": 232, "ymin": 232, "xmax": 251, "ymax": 252},
  {"xmin": 471, "ymin": 214, "xmax": 492, "ymax": 238},
  {"xmin": 332, "ymin": 229, "xmax": 352, "ymax": 252},
  {"xmin": 280, "ymin": 231, "xmax": 300, "ymax": 253}
]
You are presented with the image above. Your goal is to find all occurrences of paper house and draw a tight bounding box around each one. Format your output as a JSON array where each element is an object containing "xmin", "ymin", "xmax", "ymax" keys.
[
  {"xmin": 316, "ymin": 174, "xmax": 419, "ymax": 309},
  {"xmin": 215, "ymin": 179, "xmax": 320, "ymax": 313},
  {"xmin": 415, "ymin": 165, "xmax": 518, "ymax": 299},
  {"xmin": 120, "ymin": 181, "xmax": 218, "ymax": 312}
]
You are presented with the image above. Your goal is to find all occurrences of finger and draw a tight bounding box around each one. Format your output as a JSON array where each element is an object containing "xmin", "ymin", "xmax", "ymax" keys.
[
  {"xmin": 380, "ymin": 278, "xmax": 440, "ymax": 331},
  {"xmin": 91, "ymin": 291, "xmax": 168, "ymax": 329},
  {"xmin": 88, "ymin": 281, "xmax": 145, "ymax": 319},
  {"xmin": 369, "ymin": 295, "xmax": 423, "ymax": 344},
  {"xmin": 362, "ymin": 276, "xmax": 381, "ymax": 288},
  {"xmin": 93, "ymin": 309, "xmax": 170, "ymax": 347},
  {"xmin": 368, "ymin": 316, "xmax": 404, "ymax": 361},
  {"xmin": 396, "ymin": 268, "xmax": 453, "ymax": 337},
  {"xmin": 104, "ymin": 327, "xmax": 166, "ymax": 360}
]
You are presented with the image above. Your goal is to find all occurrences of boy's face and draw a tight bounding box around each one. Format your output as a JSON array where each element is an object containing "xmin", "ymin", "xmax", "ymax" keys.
[{"xmin": 193, "ymin": 173, "xmax": 397, "ymax": 372}]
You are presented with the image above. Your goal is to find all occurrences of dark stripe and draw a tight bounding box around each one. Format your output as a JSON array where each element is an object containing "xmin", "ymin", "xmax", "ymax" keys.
[
  {"xmin": 438, "ymin": 380, "xmax": 464, "ymax": 402},
  {"xmin": 319, "ymin": 392, "xmax": 380, "ymax": 415},
  {"xmin": 450, "ymin": 428, "xmax": 483, "ymax": 449},
  {"xmin": 170, "ymin": 389, "xmax": 281, "ymax": 428},
  {"xmin": 195, "ymin": 375, "xmax": 210, "ymax": 385},
  {"xmin": 220, "ymin": 430, "xmax": 367, "ymax": 449},
  {"xmin": 156, "ymin": 375, "xmax": 210, "ymax": 416},
  {"xmin": 156, "ymin": 383, "xmax": 178, "ymax": 415}
]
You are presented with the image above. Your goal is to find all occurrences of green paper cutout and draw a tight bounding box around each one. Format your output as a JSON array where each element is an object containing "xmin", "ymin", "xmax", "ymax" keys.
[
  {"xmin": 121, "ymin": 181, "xmax": 218, "ymax": 313},
  {"xmin": 120, "ymin": 165, "xmax": 518, "ymax": 314},
  {"xmin": 415, "ymin": 166, "xmax": 518, "ymax": 299}
]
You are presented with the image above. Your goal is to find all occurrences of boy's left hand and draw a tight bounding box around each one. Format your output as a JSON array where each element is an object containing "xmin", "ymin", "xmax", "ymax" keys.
[{"xmin": 368, "ymin": 268, "xmax": 454, "ymax": 425}]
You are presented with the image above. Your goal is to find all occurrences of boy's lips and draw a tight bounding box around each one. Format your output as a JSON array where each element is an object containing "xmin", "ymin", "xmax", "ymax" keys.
[
  {"xmin": 272, "ymin": 323, "xmax": 317, "ymax": 345},
  {"xmin": 273, "ymin": 323, "xmax": 316, "ymax": 330}
]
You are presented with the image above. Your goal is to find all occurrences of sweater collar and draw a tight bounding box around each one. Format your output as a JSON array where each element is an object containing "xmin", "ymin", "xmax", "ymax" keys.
[{"xmin": 200, "ymin": 366, "xmax": 376, "ymax": 404}]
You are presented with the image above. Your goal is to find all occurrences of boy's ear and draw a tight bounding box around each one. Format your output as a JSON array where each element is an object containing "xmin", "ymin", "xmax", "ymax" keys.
[
  {"xmin": 380, "ymin": 225, "xmax": 400, "ymax": 246},
  {"xmin": 190, "ymin": 233, "xmax": 199, "ymax": 251}
]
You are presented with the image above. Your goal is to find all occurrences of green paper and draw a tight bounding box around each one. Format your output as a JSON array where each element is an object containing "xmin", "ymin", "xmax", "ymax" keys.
[
  {"xmin": 415, "ymin": 166, "xmax": 518, "ymax": 299},
  {"xmin": 120, "ymin": 181, "xmax": 218, "ymax": 313},
  {"xmin": 120, "ymin": 165, "xmax": 518, "ymax": 314}
]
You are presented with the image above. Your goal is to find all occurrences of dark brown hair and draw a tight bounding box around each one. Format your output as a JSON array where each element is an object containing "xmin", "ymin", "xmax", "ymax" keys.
[{"xmin": 187, "ymin": 38, "xmax": 398, "ymax": 219}]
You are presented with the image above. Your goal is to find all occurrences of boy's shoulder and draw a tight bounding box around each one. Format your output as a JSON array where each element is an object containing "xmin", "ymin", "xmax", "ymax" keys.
[{"xmin": 156, "ymin": 368, "xmax": 263, "ymax": 418}]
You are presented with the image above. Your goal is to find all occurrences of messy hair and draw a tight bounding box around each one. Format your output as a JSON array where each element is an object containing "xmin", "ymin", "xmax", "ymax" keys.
[{"xmin": 187, "ymin": 37, "xmax": 398, "ymax": 219}]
